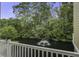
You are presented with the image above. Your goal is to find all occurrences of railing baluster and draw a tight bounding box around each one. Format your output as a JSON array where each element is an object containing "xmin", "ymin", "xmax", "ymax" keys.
[
  {"xmin": 22, "ymin": 46, "xmax": 23, "ymax": 57},
  {"xmin": 16, "ymin": 45, "xmax": 18, "ymax": 57},
  {"xmin": 15, "ymin": 45, "xmax": 17, "ymax": 57},
  {"xmin": 62, "ymin": 53, "xmax": 64, "ymax": 57},
  {"xmin": 14, "ymin": 45, "xmax": 16, "ymax": 57},
  {"xmin": 19, "ymin": 46, "xmax": 21, "ymax": 57},
  {"xmin": 31, "ymin": 48, "xmax": 33, "ymax": 57},
  {"xmin": 42, "ymin": 50, "xmax": 44, "ymax": 57},
  {"xmin": 12, "ymin": 45, "xmax": 14, "ymax": 57},
  {"xmin": 34, "ymin": 49, "xmax": 36, "ymax": 57},
  {"xmin": 56, "ymin": 53, "xmax": 58, "ymax": 57},
  {"xmin": 46, "ymin": 51, "xmax": 48, "ymax": 57},
  {"xmin": 38, "ymin": 50, "xmax": 40, "ymax": 57},
  {"xmin": 51, "ymin": 52, "xmax": 53, "ymax": 57},
  {"xmin": 25, "ymin": 47, "xmax": 26, "ymax": 57},
  {"xmin": 28, "ymin": 47, "xmax": 29, "ymax": 57},
  {"xmin": 11, "ymin": 45, "xmax": 12, "ymax": 57},
  {"xmin": 16, "ymin": 45, "xmax": 17, "ymax": 57},
  {"xmin": 68, "ymin": 55, "xmax": 72, "ymax": 57},
  {"xmin": 13, "ymin": 45, "xmax": 15, "ymax": 57}
]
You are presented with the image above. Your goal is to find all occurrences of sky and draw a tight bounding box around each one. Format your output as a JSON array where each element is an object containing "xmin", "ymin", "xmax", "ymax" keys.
[
  {"xmin": 0, "ymin": 2, "xmax": 61, "ymax": 19},
  {"xmin": 1, "ymin": 2, "xmax": 19, "ymax": 19}
]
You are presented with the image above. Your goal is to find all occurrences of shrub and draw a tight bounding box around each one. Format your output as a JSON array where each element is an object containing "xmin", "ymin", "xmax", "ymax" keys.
[{"xmin": 0, "ymin": 26, "xmax": 18, "ymax": 40}]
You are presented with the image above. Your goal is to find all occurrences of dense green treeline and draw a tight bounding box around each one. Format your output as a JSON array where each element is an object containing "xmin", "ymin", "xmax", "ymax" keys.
[{"xmin": 0, "ymin": 2, "xmax": 73, "ymax": 42}]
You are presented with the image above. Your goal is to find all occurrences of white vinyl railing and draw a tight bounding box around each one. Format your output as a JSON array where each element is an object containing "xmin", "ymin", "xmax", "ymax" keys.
[
  {"xmin": 0, "ymin": 39, "xmax": 79, "ymax": 57},
  {"xmin": 9, "ymin": 40, "xmax": 79, "ymax": 57},
  {"xmin": 73, "ymin": 34, "xmax": 79, "ymax": 53}
]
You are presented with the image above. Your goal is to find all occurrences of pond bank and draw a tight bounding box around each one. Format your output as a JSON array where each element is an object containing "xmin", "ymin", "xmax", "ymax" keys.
[{"xmin": 18, "ymin": 38, "xmax": 74, "ymax": 52}]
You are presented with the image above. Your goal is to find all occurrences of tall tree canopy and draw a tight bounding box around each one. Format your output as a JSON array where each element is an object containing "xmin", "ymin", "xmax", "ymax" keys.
[
  {"xmin": 13, "ymin": 2, "xmax": 51, "ymax": 23},
  {"xmin": 0, "ymin": 26, "xmax": 18, "ymax": 40},
  {"xmin": 0, "ymin": 2, "xmax": 73, "ymax": 42}
]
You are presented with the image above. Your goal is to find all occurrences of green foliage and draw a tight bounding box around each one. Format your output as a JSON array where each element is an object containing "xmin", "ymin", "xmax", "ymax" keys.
[
  {"xmin": 47, "ymin": 19, "xmax": 72, "ymax": 42},
  {"xmin": 0, "ymin": 19, "xmax": 8, "ymax": 28},
  {"xmin": 0, "ymin": 26, "xmax": 18, "ymax": 40},
  {"xmin": 0, "ymin": 2, "xmax": 73, "ymax": 42},
  {"xmin": 60, "ymin": 3, "xmax": 73, "ymax": 22},
  {"xmin": 13, "ymin": 2, "xmax": 51, "ymax": 24},
  {"xmin": 12, "ymin": 2, "xmax": 52, "ymax": 40}
]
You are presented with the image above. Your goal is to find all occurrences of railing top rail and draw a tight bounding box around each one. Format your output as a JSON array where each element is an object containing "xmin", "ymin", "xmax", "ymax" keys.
[
  {"xmin": 0, "ymin": 39, "xmax": 7, "ymax": 43},
  {"xmin": 9, "ymin": 41, "xmax": 79, "ymax": 56},
  {"xmin": 73, "ymin": 34, "xmax": 79, "ymax": 53}
]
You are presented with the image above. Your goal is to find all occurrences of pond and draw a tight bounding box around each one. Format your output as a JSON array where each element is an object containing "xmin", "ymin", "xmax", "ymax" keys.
[{"xmin": 18, "ymin": 38, "xmax": 74, "ymax": 52}]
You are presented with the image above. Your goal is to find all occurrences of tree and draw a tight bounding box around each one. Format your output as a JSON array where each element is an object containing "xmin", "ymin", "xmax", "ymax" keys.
[
  {"xmin": 51, "ymin": 2, "xmax": 73, "ymax": 42},
  {"xmin": 13, "ymin": 2, "xmax": 51, "ymax": 20},
  {"xmin": 60, "ymin": 2, "xmax": 73, "ymax": 41},
  {"xmin": 13, "ymin": 2, "xmax": 52, "ymax": 39},
  {"xmin": 0, "ymin": 19, "xmax": 8, "ymax": 28},
  {"xmin": 47, "ymin": 19, "xmax": 72, "ymax": 42},
  {"xmin": 0, "ymin": 2, "xmax": 73, "ymax": 43},
  {"xmin": 0, "ymin": 26, "xmax": 18, "ymax": 40},
  {"xmin": 12, "ymin": 2, "xmax": 73, "ymax": 42},
  {"xmin": 60, "ymin": 3, "xmax": 73, "ymax": 22},
  {"xmin": 53, "ymin": 2, "xmax": 73, "ymax": 21},
  {"xmin": 13, "ymin": 2, "xmax": 52, "ymax": 25}
]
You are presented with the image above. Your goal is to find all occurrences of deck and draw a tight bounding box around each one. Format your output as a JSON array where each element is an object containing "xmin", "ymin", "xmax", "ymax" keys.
[{"xmin": 0, "ymin": 39, "xmax": 79, "ymax": 57}]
